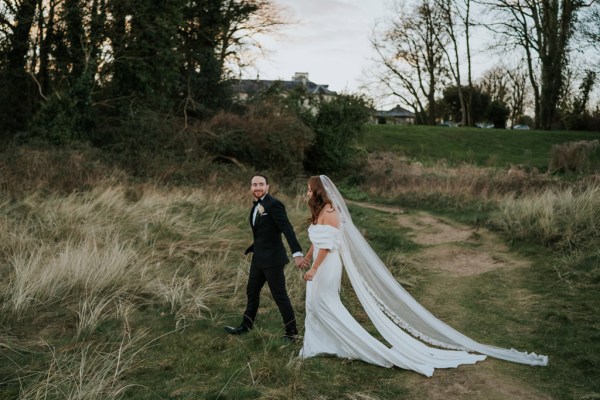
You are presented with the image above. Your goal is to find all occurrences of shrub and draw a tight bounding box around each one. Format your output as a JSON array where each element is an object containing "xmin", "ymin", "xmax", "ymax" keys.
[
  {"xmin": 486, "ymin": 100, "xmax": 510, "ymax": 129},
  {"xmin": 516, "ymin": 115, "xmax": 534, "ymax": 126},
  {"xmin": 199, "ymin": 101, "xmax": 314, "ymax": 177},
  {"xmin": 25, "ymin": 93, "xmax": 82, "ymax": 145},
  {"xmin": 548, "ymin": 140, "xmax": 600, "ymax": 173},
  {"xmin": 24, "ymin": 72, "xmax": 95, "ymax": 145},
  {"xmin": 0, "ymin": 145, "xmax": 121, "ymax": 195}
]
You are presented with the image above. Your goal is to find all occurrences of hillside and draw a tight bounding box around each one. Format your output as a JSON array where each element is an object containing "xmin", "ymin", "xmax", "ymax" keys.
[{"xmin": 364, "ymin": 125, "xmax": 600, "ymax": 169}]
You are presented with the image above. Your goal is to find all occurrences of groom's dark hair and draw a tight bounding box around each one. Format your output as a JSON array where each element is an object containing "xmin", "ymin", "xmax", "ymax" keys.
[{"xmin": 251, "ymin": 173, "xmax": 269, "ymax": 184}]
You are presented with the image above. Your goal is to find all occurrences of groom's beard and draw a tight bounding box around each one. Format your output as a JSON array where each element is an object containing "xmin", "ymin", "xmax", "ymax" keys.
[{"xmin": 253, "ymin": 190, "xmax": 266, "ymax": 199}]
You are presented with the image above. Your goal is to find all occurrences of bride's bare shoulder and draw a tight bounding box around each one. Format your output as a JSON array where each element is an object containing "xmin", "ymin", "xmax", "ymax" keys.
[{"xmin": 320, "ymin": 204, "xmax": 339, "ymax": 228}]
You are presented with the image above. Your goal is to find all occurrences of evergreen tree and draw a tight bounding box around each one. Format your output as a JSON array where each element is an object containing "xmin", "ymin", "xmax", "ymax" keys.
[
  {"xmin": 0, "ymin": 0, "xmax": 38, "ymax": 135},
  {"xmin": 303, "ymin": 95, "xmax": 372, "ymax": 174}
]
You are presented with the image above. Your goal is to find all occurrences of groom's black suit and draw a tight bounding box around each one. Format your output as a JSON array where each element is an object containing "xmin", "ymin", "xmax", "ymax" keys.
[{"xmin": 242, "ymin": 193, "xmax": 302, "ymax": 335}]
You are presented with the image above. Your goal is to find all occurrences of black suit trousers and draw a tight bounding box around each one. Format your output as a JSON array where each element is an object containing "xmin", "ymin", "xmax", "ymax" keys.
[{"xmin": 242, "ymin": 264, "xmax": 297, "ymax": 334}]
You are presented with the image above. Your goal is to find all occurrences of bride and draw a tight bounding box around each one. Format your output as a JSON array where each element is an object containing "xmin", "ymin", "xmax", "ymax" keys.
[{"xmin": 298, "ymin": 175, "xmax": 548, "ymax": 376}]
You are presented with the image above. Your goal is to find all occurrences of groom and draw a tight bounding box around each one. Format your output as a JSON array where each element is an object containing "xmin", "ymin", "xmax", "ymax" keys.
[{"xmin": 225, "ymin": 174, "xmax": 304, "ymax": 341}]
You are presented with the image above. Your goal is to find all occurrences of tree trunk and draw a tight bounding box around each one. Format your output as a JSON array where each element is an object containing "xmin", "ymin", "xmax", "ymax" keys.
[
  {"xmin": 464, "ymin": 0, "xmax": 473, "ymax": 126},
  {"xmin": 539, "ymin": 0, "xmax": 574, "ymax": 129},
  {"xmin": 38, "ymin": 0, "xmax": 56, "ymax": 96},
  {"xmin": 3, "ymin": 0, "xmax": 37, "ymax": 133}
]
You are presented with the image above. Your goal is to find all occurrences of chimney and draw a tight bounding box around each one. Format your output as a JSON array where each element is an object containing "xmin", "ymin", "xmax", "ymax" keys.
[{"xmin": 293, "ymin": 72, "xmax": 309, "ymax": 85}]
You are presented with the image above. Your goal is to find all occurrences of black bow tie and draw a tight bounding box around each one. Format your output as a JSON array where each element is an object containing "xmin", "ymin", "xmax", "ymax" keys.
[{"xmin": 253, "ymin": 199, "xmax": 262, "ymax": 206}]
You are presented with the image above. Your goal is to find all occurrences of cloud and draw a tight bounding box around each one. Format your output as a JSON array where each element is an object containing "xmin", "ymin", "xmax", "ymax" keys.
[{"xmin": 251, "ymin": 0, "xmax": 387, "ymax": 92}]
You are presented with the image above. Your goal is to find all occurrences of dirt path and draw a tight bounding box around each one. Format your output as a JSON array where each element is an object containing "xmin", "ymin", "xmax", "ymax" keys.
[
  {"xmin": 349, "ymin": 200, "xmax": 529, "ymax": 277},
  {"xmin": 349, "ymin": 200, "xmax": 550, "ymax": 400}
]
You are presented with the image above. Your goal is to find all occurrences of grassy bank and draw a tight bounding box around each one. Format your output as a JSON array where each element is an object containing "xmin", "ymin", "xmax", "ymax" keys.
[{"xmin": 364, "ymin": 125, "xmax": 600, "ymax": 169}]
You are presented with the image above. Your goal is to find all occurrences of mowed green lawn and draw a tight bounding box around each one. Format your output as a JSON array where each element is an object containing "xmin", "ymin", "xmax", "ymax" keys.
[{"xmin": 363, "ymin": 125, "xmax": 600, "ymax": 169}]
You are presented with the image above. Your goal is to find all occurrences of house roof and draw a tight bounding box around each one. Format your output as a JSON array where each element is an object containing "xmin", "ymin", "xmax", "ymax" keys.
[
  {"xmin": 375, "ymin": 105, "xmax": 415, "ymax": 118},
  {"xmin": 233, "ymin": 78, "xmax": 337, "ymax": 97}
]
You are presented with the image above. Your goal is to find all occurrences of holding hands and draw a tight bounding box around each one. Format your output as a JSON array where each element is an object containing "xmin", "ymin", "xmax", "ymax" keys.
[
  {"xmin": 293, "ymin": 256, "xmax": 305, "ymax": 269},
  {"xmin": 301, "ymin": 256, "xmax": 312, "ymax": 269},
  {"xmin": 296, "ymin": 256, "xmax": 317, "ymax": 281},
  {"xmin": 294, "ymin": 255, "xmax": 316, "ymax": 281}
]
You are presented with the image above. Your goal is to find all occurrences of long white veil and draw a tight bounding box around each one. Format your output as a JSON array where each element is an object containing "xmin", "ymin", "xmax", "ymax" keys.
[{"xmin": 319, "ymin": 175, "xmax": 548, "ymax": 366}]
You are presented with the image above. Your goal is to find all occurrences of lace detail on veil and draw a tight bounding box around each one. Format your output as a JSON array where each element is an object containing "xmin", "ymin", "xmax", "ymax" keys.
[{"xmin": 360, "ymin": 276, "xmax": 467, "ymax": 351}]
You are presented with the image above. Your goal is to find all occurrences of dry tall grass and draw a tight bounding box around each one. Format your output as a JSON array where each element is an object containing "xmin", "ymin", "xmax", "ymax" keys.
[
  {"xmin": 18, "ymin": 332, "xmax": 149, "ymax": 400},
  {"xmin": 360, "ymin": 151, "xmax": 600, "ymax": 257},
  {"xmin": 6, "ymin": 237, "xmax": 145, "ymax": 322},
  {"xmin": 362, "ymin": 152, "xmax": 600, "ymax": 207},
  {"xmin": 490, "ymin": 184, "xmax": 600, "ymax": 251},
  {"xmin": 0, "ymin": 147, "xmax": 123, "ymax": 195},
  {"xmin": 2, "ymin": 183, "xmax": 247, "ymax": 319},
  {"xmin": 0, "ymin": 181, "xmax": 251, "ymax": 398}
]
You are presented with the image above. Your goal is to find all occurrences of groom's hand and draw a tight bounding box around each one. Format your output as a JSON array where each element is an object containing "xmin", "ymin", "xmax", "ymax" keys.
[
  {"xmin": 293, "ymin": 256, "xmax": 305, "ymax": 269},
  {"xmin": 301, "ymin": 257, "xmax": 311, "ymax": 269}
]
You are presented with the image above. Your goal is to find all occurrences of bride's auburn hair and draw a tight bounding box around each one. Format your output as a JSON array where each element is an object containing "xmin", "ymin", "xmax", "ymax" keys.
[{"xmin": 308, "ymin": 176, "xmax": 333, "ymax": 224}]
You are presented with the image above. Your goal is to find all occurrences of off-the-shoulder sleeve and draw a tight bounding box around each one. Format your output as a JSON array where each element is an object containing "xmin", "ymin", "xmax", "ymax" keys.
[{"xmin": 308, "ymin": 225, "xmax": 341, "ymax": 251}]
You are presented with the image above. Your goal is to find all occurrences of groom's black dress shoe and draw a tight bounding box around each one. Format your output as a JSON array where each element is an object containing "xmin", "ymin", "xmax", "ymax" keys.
[
  {"xmin": 282, "ymin": 332, "xmax": 299, "ymax": 343},
  {"xmin": 224, "ymin": 325, "xmax": 250, "ymax": 335}
]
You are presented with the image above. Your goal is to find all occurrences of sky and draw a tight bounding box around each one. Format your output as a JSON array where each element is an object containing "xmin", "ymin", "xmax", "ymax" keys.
[
  {"xmin": 243, "ymin": 0, "xmax": 600, "ymax": 112},
  {"xmin": 246, "ymin": 0, "xmax": 387, "ymax": 99}
]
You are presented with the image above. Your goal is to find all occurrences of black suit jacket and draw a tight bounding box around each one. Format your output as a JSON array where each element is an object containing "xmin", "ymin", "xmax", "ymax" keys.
[{"xmin": 244, "ymin": 193, "xmax": 302, "ymax": 268}]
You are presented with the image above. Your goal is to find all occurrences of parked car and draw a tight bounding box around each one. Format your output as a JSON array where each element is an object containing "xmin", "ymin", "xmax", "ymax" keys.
[
  {"xmin": 475, "ymin": 122, "xmax": 494, "ymax": 129},
  {"xmin": 438, "ymin": 121, "xmax": 455, "ymax": 127},
  {"xmin": 512, "ymin": 124, "xmax": 530, "ymax": 130}
]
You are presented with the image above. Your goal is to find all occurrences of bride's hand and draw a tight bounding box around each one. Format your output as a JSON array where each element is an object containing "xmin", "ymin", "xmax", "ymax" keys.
[
  {"xmin": 301, "ymin": 257, "xmax": 312, "ymax": 269},
  {"xmin": 304, "ymin": 267, "xmax": 317, "ymax": 281}
]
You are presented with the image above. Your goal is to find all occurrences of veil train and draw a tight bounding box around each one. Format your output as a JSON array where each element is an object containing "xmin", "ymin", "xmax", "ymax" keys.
[{"xmin": 319, "ymin": 175, "xmax": 548, "ymax": 366}]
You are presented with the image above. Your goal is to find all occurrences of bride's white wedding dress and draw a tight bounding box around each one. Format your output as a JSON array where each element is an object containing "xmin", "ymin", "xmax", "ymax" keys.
[{"xmin": 298, "ymin": 176, "xmax": 548, "ymax": 376}]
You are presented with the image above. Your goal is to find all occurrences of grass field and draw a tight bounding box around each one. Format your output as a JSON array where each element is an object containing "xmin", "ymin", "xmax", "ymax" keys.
[
  {"xmin": 364, "ymin": 124, "xmax": 600, "ymax": 169},
  {"xmin": 2, "ymin": 187, "xmax": 597, "ymax": 399},
  {"xmin": 1, "ymin": 128, "xmax": 599, "ymax": 399}
]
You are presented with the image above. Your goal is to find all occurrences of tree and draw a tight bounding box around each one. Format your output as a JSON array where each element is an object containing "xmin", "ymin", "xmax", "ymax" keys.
[
  {"xmin": 479, "ymin": 67, "xmax": 509, "ymax": 104},
  {"xmin": 179, "ymin": 0, "xmax": 285, "ymax": 118},
  {"xmin": 0, "ymin": 0, "xmax": 286, "ymax": 143},
  {"xmin": 442, "ymin": 85, "xmax": 490, "ymax": 123},
  {"xmin": 434, "ymin": 0, "xmax": 476, "ymax": 126},
  {"xmin": 572, "ymin": 70, "xmax": 597, "ymax": 115},
  {"xmin": 303, "ymin": 94, "xmax": 372, "ymax": 174},
  {"xmin": 504, "ymin": 64, "xmax": 531, "ymax": 126},
  {"xmin": 479, "ymin": 65, "xmax": 530, "ymax": 126},
  {"xmin": 564, "ymin": 69, "xmax": 597, "ymax": 129},
  {"xmin": 371, "ymin": 0, "xmax": 448, "ymax": 125},
  {"xmin": 486, "ymin": 99, "xmax": 510, "ymax": 128},
  {"xmin": 0, "ymin": 0, "xmax": 38, "ymax": 134},
  {"xmin": 107, "ymin": 0, "xmax": 183, "ymax": 109},
  {"xmin": 484, "ymin": 0, "xmax": 590, "ymax": 129},
  {"xmin": 580, "ymin": 2, "xmax": 600, "ymax": 52},
  {"xmin": 39, "ymin": 0, "xmax": 107, "ymax": 141}
]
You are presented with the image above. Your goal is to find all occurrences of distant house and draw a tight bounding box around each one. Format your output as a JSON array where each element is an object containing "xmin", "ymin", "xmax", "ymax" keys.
[
  {"xmin": 373, "ymin": 105, "xmax": 416, "ymax": 125},
  {"xmin": 233, "ymin": 72, "xmax": 337, "ymax": 104}
]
